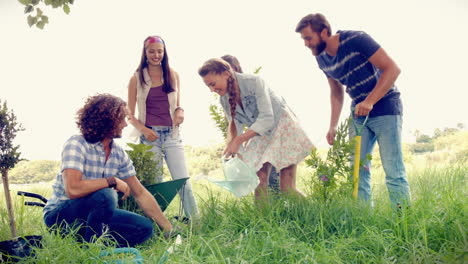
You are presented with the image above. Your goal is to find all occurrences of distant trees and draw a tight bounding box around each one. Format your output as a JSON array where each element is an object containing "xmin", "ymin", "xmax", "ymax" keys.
[
  {"xmin": 8, "ymin": 160, "xmax": 59, "ymax": 184},
  {"xmin": 412, "ymin": 132, "xmax": 435, "ymax": 153},
  {"xmin": 7, "ymin": 146, "xmax": 225, "ymax": 184},
  {"xmin": 6, "ymin": 123, "xmax": 465, "ymax": 184},
  {"xmin": 411, "ymin": 125, "xmax": 466, "ymax": 154},
  {"xmin": 185, "ymin": 144, "xmax": 224, "ymax": 177}
]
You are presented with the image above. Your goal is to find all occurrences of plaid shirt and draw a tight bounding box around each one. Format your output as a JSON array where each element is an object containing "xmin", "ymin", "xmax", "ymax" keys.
[{"xmin": 43, "ymin": 135, "xmax": 136, "ymax": 214}]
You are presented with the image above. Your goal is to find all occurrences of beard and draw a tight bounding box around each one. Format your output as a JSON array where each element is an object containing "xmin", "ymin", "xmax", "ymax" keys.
[
  {"xmin": 311, "ymin": 36, "xmax": 327, "ymax": 56},
  {"xmin": 315, "ymin": 41, "xmax": 326, "ymax": 55}
]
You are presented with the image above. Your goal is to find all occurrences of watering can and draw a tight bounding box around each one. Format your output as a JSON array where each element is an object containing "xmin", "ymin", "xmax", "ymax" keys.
[{"xmin": 199, "ymin": 156, "xmax": 259, "ymax": 198}]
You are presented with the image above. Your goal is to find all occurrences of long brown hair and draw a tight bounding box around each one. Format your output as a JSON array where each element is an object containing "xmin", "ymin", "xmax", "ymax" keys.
[
  {"xmin": 221, "ymin": 54, "xmax": 243, "ymax": 73},
  {"xmin": 198, "ymin": 58, "xmax": 239, "ymax": 119},
  {"xmin": 136, "ymin": 36, "xmax": 174, "ymax": 93}
]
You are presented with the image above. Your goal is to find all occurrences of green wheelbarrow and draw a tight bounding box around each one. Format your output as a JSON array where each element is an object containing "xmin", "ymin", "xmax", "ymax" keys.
[{"xmin": 118, "ymin": 177, "xmax": 188, "ymax": 212}]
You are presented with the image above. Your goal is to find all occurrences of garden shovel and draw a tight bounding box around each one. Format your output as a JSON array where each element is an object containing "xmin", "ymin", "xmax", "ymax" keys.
[{"xmin": 351, "ymin": 112, "xmax": 369, "ymax": 199}]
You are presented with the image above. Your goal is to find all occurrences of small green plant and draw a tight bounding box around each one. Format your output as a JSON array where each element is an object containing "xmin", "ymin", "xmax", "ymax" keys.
[
  {"xmin": 121, "ymin": 143, "xmax": 163, "ymax": 212},
  {"xmin": 253, "ymin": 66, "xmax": 262, "ymax": 74},
  {"xmin": 125, "ymin": 143, "xmax": 163, "ymax": 186},
  {"xmin": 1, "ymin": 100, "xmax": 25, "ymax": 238},
  {"xmin": 305, "ymin": 118, "xmax": 370, "ymax": 200},
  {"xmin": 209, "ymin": 103, "xmax": 228, "ymax": 140},
  {"xmin": 0, "ymin": 101, "xmax": 25, "ymax": 173}
]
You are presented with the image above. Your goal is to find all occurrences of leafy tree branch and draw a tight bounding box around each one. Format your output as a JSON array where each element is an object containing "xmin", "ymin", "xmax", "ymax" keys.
[{"xmin": 18, "ymin": 0, "xmax": 74, "ymax": 29}]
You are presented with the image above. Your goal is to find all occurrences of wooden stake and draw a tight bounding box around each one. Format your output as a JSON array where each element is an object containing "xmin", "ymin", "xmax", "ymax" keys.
[{"xmin": 1, "ymin": 170, "xmax": 17, "ymax": 239}]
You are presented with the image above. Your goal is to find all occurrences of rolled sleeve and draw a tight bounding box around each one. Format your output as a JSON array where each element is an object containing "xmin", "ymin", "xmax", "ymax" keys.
[
  {"xmin": 117, "ymin": 151, "xmax": 137, "ymax": 180},
  {"xmin": 60, "ymin": 136, "xmax": 86, "ymax": 173},
  {"xmin": 249, "ymin": 77, "xmax": 274, "ymax": 136}
]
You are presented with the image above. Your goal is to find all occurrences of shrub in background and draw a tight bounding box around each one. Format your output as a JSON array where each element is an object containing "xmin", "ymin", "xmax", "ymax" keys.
[
  {"xmin": 125, "ymin": 143, "xmax": 163, "ymax": 186},
  {"xmin": 120, "ymin": 143, "xmax": 164, "ymax": 212},
  {"xmin": 305, "ymin": 118, "xmax": 370, "ymax": 201},
  {"xmin": 0, "ymin": 99, "xmax": 25, "ymax": 238},
  {"xmin": 9, "ymin": 160, "xmax": 59, "ymax": 183}
]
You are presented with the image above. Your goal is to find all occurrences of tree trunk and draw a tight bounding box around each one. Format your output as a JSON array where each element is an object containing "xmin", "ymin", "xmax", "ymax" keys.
[{"xmin": 1, "ymin": 169, "xmax": 17, "ymax": 239}]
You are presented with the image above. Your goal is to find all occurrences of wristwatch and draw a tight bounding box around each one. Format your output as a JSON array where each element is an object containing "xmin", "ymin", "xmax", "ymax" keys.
[{"xmin": 106, "ymin": 177, "xmax": 117, "ymax": 189}]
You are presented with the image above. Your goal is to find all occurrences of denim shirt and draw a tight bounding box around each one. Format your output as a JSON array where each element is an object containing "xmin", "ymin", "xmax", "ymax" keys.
[{"xmin": 220, "ymin": 73, "xmax": 287, "ymax": 137}]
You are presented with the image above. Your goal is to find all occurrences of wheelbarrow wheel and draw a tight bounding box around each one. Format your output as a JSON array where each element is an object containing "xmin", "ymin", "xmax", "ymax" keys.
[{"xmin": 0, "ymin": 235, "xmax": 42, "ymax": 263}]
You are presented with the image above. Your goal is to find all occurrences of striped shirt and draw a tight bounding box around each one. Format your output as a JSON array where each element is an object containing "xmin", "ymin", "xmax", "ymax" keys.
[
  {"xmin": 43, "ymin": 135, "xmax": 136, "ymax": 214},
  {"xmin": 316, "ymin": 30, "xmax": 402, "ymax": 117}
]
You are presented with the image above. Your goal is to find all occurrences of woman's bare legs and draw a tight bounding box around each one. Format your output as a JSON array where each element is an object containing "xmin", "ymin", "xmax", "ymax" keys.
[
  {"xmin": 280, "ymin": 164, "xmax": 305, "ymax": 197},
  {"xmin": 255, "ymin": 162, "xmax": 272, "ymax": 200}
]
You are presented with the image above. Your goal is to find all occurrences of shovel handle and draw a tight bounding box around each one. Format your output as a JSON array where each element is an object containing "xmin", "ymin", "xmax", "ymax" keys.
[
  {"xmin": 350, "ymin": 107, "xmax": 369, "ymax": 136},
  {"xmin": 352, "ymin": 136, "xmax": 362, "ymax": 199},
  {"xmin": 350, "ymin": 107, "xmax": 368, "ymax": 200}
]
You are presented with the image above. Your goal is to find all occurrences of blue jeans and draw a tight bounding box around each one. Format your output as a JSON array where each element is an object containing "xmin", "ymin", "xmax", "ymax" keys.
[
  {"xmin": 44, "ymin": 188, "xmax": 153, "ymax": 247},
  {"xmin": 350, "ymin": 115, "xmax": 410, "ymax": 207},
  {"xmin": 142, "ymin": 126, "xmax": 199, "ymax": 217}
]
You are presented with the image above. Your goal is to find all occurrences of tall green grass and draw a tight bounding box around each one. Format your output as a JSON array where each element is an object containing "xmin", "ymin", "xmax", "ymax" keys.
[{"xmin": 0, "ymin": 165, "xmax": 466, "ymax": 263}]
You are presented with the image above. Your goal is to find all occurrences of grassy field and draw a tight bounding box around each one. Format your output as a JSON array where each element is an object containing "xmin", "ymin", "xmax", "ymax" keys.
[{"xmin": 0, "ymin": 160, "xmax": 466, "ymax": 263}]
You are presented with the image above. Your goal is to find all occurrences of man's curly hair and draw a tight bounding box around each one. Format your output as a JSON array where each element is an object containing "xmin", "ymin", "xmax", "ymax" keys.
[{"xmin": 76, "ymin": 94, "xmax": 126, "ymax": 143}]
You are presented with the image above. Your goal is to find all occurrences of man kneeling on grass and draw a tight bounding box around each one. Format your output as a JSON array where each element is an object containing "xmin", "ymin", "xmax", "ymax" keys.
[{"xmin": 43, "ymin": 94, "xmax": 174, "ymax": 247}]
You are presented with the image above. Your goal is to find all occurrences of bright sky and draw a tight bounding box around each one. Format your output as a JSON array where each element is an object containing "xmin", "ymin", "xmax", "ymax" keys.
[{"xmin": 1, "ymin": 0, "xmax": 467, "ymax": 161}]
